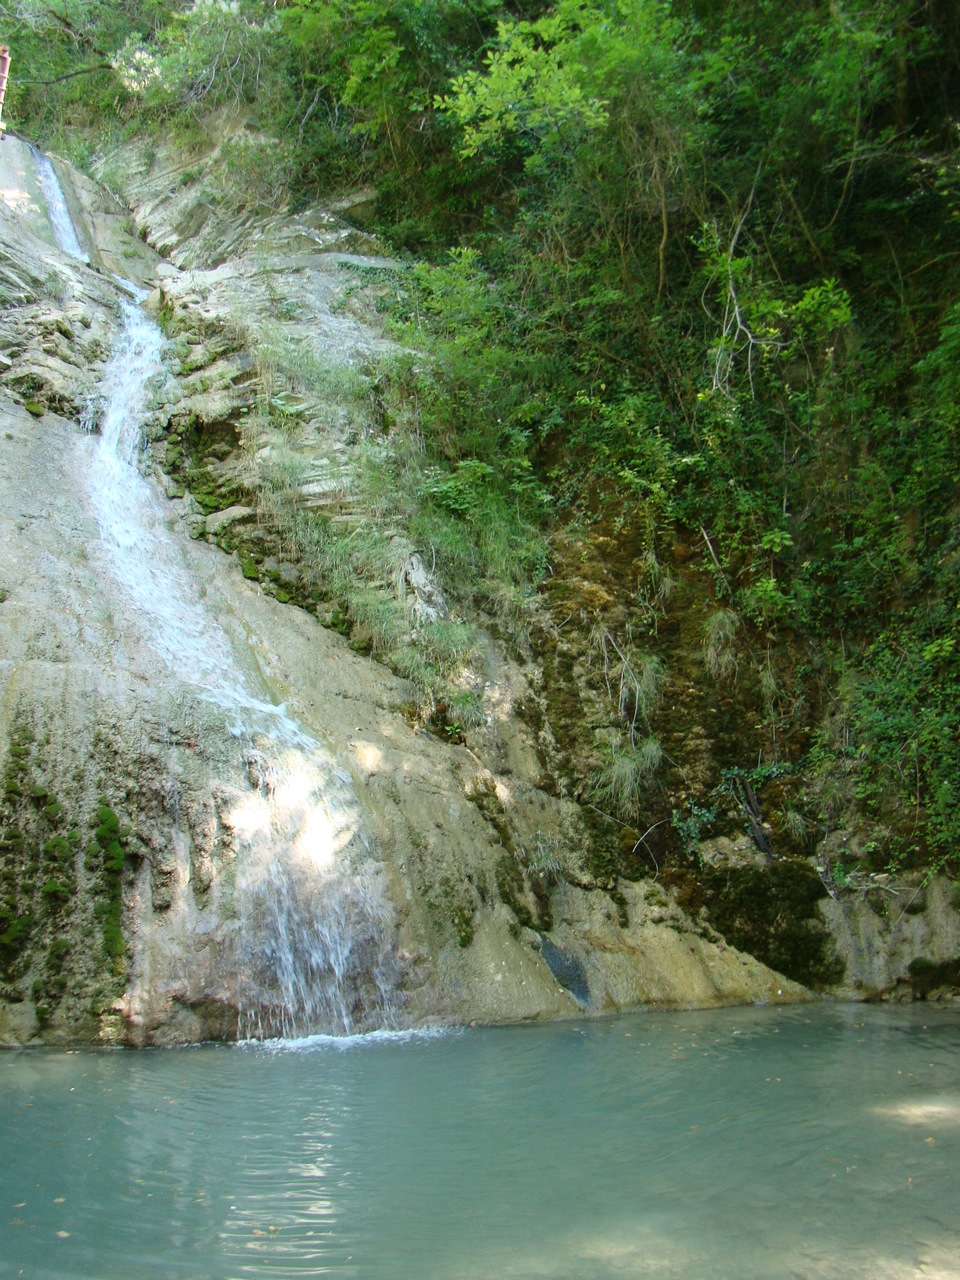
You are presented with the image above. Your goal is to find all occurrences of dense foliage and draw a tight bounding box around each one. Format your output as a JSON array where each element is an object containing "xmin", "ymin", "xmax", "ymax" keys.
[{"xmin": 8, "ymin": 0, "xmax": 960, "ymax": 873}]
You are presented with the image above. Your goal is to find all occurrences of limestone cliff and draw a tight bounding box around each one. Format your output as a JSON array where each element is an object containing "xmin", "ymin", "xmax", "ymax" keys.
[{"xmin": 1, "ymin": 132, "xmax": 956, "ymax": 1046}]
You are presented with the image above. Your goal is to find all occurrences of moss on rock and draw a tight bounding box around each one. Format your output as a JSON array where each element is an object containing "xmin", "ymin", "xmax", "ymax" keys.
[
  {"xmin": 0, "ymin": 719, "xmax": 131, "ymax": 1035},
  {"xmin": 699, "ymin": 859, "xmax": 843, "ymax": 989}
]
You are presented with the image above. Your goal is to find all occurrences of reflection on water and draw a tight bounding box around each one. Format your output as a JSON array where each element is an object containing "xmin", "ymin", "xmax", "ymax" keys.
[
  {"xmin": 871, "ymin": 1097, "xmax": 960, "ymax": 1126},
  {"xmin": 2, "ymin": 1004, "xmax": 959, "ymax": 1279}
]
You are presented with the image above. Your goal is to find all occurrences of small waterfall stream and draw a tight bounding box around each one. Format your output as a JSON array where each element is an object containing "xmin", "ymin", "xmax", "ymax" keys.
[
  {"xmin": 30, "ymin": 145, "xmax": 89, "ymax": 262},
  {"xmin": 83, "ymin": 303, "xmax": 281, "ymax": 721},
  {"xmin": 68, "ymin": 255, "xmax": 397, "ymax": 1037}
]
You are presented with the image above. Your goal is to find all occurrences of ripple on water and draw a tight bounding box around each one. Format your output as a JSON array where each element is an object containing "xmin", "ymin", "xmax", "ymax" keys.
[{"xmin": 2, "ymin": 1004, "xmax": 959, "ymax": 1280}]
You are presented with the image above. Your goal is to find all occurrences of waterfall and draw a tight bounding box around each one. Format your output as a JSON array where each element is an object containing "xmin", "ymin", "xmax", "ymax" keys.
[
  {"xmin": 83, "ymin": 303, "xmax": 280, "ymax": 720},
  {"xmin": 30, "ymin": 146, "xmax": 89, "ymax": 263},
  {"xmin": 84, "ymin": 303, "xmax": 398, "ymax": 1038}
]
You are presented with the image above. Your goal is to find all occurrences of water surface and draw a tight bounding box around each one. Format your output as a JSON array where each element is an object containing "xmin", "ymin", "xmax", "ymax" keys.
[{"xmin": 2, "ymin": 1003, "xmax": 958, "ymax": 1279}]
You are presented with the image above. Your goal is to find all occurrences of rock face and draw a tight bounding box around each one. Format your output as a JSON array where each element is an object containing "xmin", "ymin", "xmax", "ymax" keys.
[{"xmin": 1, "ymin": 132, "xmax": 956, "ymax": 1046}]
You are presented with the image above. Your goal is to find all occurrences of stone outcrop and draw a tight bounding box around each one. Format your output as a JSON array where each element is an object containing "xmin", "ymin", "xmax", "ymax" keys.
[{"xmin": 1, "ymin": 131, "xmax": 956, "ymax": 1046}]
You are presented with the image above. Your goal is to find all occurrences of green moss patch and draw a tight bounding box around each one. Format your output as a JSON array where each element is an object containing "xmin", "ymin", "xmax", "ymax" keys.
[
  {"xmin": 0, "ymin": 718, "xmax": 131, "ymax": 1033},
  {"xmin": 699, "ymin": 860, "xmax": 843, "ymax": 990}
]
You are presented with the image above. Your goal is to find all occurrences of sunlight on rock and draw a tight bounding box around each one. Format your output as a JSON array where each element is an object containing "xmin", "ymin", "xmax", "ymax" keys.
[
  {"xmin": 226, "ymin": 790, "xmax": 272, "ymax": 843},
  {"xmin": 0, "ymin": 185, "xmax": 34, "ymax": 215},
  {"xmin": 270, "ymin": 753, "xmax": 317, "ymax": 811},
  {"xmin": 351, "ymin": 740, "xmax": 383, "ymax": 776},
  {"xmin": 290, "ymin": 797, "xmax": 336, "ymax": 871},
  {"xmin": 274, "ymin": 758, "xmax": 338, "ymax": 871}
]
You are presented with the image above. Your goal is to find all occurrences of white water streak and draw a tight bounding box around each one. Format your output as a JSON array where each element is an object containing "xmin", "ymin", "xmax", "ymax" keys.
[
  {"xmin": 84, "ymin": 304, "xmax": 398, "ymax": 1036},
  {"xmin": 31, "ymin": 146, "xmax": 89, "ymax": 263},
  {"xmin": 85, "ymin": 303, "xmax": 279, "ymax": 721}
]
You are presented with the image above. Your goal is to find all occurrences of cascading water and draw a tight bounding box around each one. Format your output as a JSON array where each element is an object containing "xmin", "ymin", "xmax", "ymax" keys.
[
  {"xmin": 83, "ymin": 303, "xmax": 279, "ymax": 718},
  {"xmin": 83, "ymin": 302, "xmax": 398, "ymax": 1039},
  {"xmin": 30, "ymin": 145, "xmax": 89, "ymax": 263}
]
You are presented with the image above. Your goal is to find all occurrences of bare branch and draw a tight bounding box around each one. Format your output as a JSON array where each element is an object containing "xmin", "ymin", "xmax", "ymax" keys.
[{"xmin": 18, "ymin": 60, "xmax": 112, "ymax": 85}]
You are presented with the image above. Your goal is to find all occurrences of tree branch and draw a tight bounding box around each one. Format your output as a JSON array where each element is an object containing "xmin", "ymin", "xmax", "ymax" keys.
[
  {"xmin": 18, "ymin": 61, "xmax": 113, "ymax": 86},
  {"xmin": 819, "ymin": 99, "xmax": 861, "ymax": 234}
]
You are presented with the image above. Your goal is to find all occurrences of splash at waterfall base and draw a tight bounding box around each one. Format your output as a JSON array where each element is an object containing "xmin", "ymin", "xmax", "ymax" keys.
[{"xmin": 2, "ymin": 134, "xmax": 959, "ymax": 1047}]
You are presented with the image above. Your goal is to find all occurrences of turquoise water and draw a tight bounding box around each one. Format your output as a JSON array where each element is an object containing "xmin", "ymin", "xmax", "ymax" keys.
[{"xmin": 2, "ymin": 1004, "xmax": 958, "ymax": 1279}]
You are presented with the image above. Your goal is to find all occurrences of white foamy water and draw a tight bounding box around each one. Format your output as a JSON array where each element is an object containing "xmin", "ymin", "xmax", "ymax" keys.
[
  {"xmin": 30, "ymin": 145, "xmax": 89, "ymax": 262},
  {"xmin": 82, "ymin": 303, "xmax": 397, "ymax": 1036},
  {"xmin": 242, "ymin": 1023, "xmax": 452, "ymax": 1054},
  {"xmin": 84, "ymin": 303, "xmax": 279, "ymax": 721}
]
